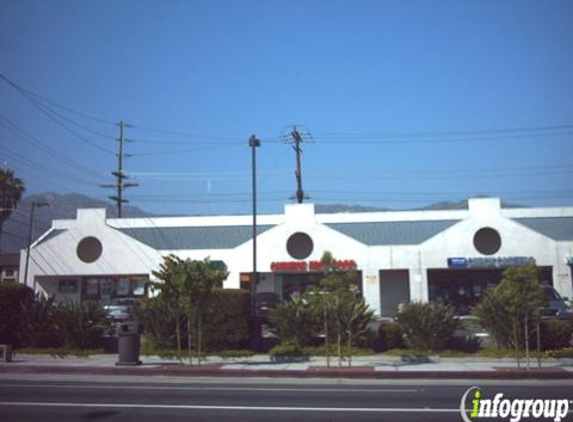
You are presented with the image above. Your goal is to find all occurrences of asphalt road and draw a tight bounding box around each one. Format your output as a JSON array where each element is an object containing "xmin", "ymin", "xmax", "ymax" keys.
[{"xmin": 0, "ymin": 376, "xmax": 572, "ymax": 422}]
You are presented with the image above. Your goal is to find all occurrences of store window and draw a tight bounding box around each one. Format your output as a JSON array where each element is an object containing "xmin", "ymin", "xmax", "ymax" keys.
[
  {"xmin": 58, "ymin": 279, "xmax": 78, "ymax": 294},
  {"xmin": 82, "ymin": 275, "xmax": 148, "ymax": 302},
  {"xmin": 85, "ymin": 278, "xmax": 99, "ymax": 299},
  {"xmin": 117, "ymin": 278, "xmax": 131, "ymax": 296},
  {"xmin": 132, "ymin": 279, "xmax": 146, "ymax": 296}
]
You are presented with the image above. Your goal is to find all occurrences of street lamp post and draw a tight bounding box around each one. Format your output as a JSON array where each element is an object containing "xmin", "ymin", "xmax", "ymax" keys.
[
  {"xmin": 23, "ymin": 201, "xmax": 49, "ymax": 292},
  {"xmin": 249, "ymin": 135, "xmax": 261, "ymax": 349}
]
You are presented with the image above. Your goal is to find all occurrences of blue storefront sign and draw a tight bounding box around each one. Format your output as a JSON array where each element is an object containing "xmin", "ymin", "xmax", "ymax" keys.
[
  {"xmin": 447, "ymin": 257, "xmax": 468, "ymax": 268},
  {"xmin": 447, "ymin": 256, "xmax": 536, "ymax": 269}
]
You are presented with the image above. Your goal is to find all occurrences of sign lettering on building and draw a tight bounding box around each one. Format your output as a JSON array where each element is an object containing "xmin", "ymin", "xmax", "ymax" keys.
[
  {"xmin": 270, "ymin": 259, "xmax": 357, "ymax": 273},
  {"xmin": 447, "ymin": 256, "xmax": 536, "ymax": 269}
]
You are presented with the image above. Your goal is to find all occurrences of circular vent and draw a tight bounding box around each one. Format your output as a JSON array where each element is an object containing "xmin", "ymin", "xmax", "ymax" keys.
[
  {"xmin": 77, "ymin": 237, "xmax": 103, "ymax": 263},
  {"xmin": 286, "ymin": 232, "xmax": 314, "ymax": 260},
  {"xmin": 473, "ymin": 228, "xmax": 501, "ymax": 255}
]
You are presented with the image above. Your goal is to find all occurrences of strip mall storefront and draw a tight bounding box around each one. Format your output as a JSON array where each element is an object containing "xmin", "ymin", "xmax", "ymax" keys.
[
  {"xmin": 20, "ymin": 197, "xmax": 573, "ymax": 317},
  {"xmin": 241, "ymin": 259, "xmax": 362, "ymax": 301}
]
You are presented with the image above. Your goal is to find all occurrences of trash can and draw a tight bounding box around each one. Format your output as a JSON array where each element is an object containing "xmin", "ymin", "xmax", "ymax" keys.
[{"xmin": 115, "ymin": 321, "xmax": 142, "ymax": 366}]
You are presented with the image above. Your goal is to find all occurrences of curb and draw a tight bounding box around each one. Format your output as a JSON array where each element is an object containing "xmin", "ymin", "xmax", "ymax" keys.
[{"xmin": 1, "ymin": 365, "xmax": 572, "ymax": 380}]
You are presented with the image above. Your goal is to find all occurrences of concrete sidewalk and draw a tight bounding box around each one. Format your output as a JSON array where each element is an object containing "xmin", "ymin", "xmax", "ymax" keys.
[{"xmin": 2, "ymin": 353, "xmax": 573, "ymax": 379}]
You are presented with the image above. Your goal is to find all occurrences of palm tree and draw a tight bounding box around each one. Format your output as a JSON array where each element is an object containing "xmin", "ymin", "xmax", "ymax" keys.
[{"xmin": 0, "ymin": 168, "xmax": 26, "ymax": 232}]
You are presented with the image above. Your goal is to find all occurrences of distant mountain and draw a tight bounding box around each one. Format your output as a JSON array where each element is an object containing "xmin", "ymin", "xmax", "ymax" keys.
[
  {"xmin": 315, "ymin": 204, "xmax": 391, "ymax": 213},
  {"xmin": 414, "ymin": 198, "xmax": 524, "ymax": 211},
  {"xmin": 316, "ymin": 198, "xmax": 524, "ymax": 214},
  {"xmin": 0, "ymin": 193, "xmax": 153, "ymax": 253}
]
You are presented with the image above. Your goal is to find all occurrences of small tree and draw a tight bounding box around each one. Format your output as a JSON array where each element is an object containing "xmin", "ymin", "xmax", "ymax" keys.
[
  {"xmin": 308, "ymin": 251, "xmax": 374, "ymax": 367},
  {"xmin": 178, "ymin": 258, "xmax": 227, "ymax": 366},
  {"xmin": 310, "ymin": 251, "xmax": 344, "ymax": 367},
  {"xmin": 474, "ymin": 265, "xmax": 546, "ymax": 368},
  {"xmin": 150, "ymin": 255, "xmax": 186, "ymax": 362}
]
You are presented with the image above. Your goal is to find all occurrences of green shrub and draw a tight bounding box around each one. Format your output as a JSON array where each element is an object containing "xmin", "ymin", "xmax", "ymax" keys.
[
  {"xmin": 52, "ymin": 301, "xmax": 111, "ymax": 349},
  {"xmin": 538, "ymin": 320, "xmax": 573, "ymax": 351},
  {"xmin": 395, "ymin": 302, "xmax": 459, "ymax": 351},
  {"xmin": 134, "ymin": 296, "xmax": 177, "ymax": 350},
  {"xmin": 472, "ymin": 290, "xmax": 513, "ymax": 349},
  {"xmin": 206, "ymin": 289, "xmax": 250, "ymax": 350},
  {"xmin": 137, "ymin": 289, "xmax": 251, "ymax": 352},
  {"xmin": 0, "ymin": 283, "xmax": 34, "ymax": 347},
  {"xmin": 18, "ymin": 294, "xmax": 59, "ymax": 348},
  {"xmin": 14, "ymin": 348, "xmax": 104, "ymax": 357},
  {"xmin": 269, "ymin": 297, "xmax": 318, "ymax": 346},
  {"xmin": 269, "ymin": 343, "xmax": 307, "ymax": 358},
  {"xmin": 377, "ymin": 321, "xmax": 403, "ymax": 351}
]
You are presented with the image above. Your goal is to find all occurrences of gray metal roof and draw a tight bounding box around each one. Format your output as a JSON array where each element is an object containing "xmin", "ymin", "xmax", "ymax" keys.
[
  {"xmin": 513, "ymin": 217, "xmax": 573, "ymax": 241},
  {"xmin": 117, "ymin": 225, "xmax": 275, "ymax": 250},
  {"xmin": 325, "ymin": 220, "xmax": 460, "ymax": 245}
]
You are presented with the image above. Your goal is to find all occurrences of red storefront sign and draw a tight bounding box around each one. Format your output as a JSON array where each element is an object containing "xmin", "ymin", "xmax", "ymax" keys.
[{"xmin": 270, "ymin": 259, "xmax": 357, "ymax": 273}]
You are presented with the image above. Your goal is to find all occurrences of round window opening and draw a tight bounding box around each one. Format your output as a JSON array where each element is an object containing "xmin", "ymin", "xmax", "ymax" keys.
[
  {"xmin": 473, "ymin": 227, "xmax": 501, "ymax": 255},
  {"xmin": 286, "ymin": 232, "xmax": 314, "ymax": 260},
  {"xmin": 77, "ymin": 237, "xmax": 103, "ymax": 263}
]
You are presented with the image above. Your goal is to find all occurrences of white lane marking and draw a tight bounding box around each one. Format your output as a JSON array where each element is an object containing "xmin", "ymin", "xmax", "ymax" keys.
[
  {"xmin": 0, "ymin": 402, "xmax": 459, "ymax": 413},
  {"xmin": 0, "ymin": 384, "xmax": 422, "ymax": 393}
]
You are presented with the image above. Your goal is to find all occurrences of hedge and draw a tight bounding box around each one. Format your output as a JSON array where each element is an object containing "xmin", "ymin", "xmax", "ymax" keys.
[
  {"xmin": 205, "ymin": 289, "xmax": 250, "ymax": 351},
  {"xmin": 0, "ymin": 283, "xmax": 34, "ymax": 347},
  {"xmin": 137, "ymin": 288, "xmax": 251, "ymax": 352},
  {"xmin": 537, "ymin": 320, "xmax": 573, "ymax": 351}
]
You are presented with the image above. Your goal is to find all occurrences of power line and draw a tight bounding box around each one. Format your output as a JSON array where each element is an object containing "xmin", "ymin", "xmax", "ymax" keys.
[
  {"xmin": 312, "ymin": 124, "xmax": 573, "ymax": 139},
  {"xmin": 1, "ymin": 230, "xmax": 28, "ymax": 241},
  {"xmin": 0, "ymin": 73, "xmax": 116, "ymax": 125},
  {"xmin": 0, "ymin": 145, "xmax": 103, "ymax": 187},
  {"xmin": 132, "ymin": 144, "xmax": 243, "ymax": 157},
  {"xmin": 0, "ymin": 75, "xmax": 115, "ymax": 155},
  {"xmin": 128, "ymin": 123, "xmax": 245, "ymax": 142},
  {"xmin": 0, "ymin": 114, "xmax": 108, "ymax": 180}
]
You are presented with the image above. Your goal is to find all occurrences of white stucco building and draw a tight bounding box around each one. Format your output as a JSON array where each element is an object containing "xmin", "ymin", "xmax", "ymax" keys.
[{"xmin": 19, "ymin": 197, "xmax": 573, "ymax": 316}]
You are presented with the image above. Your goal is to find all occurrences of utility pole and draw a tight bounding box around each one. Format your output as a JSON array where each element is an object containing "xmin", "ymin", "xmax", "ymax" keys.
[
  {"xmin": 249, "ymin": 134, "xmax": 261, "ymax": 351},
  {"xmin": 284, "ymin": 126, "xmax": 313, "ymax": 204},
  {"xmin": 101, "ymin": 120, "xmax": 138, "ymax": 217},
  {"xmin": 24, "ymin": 201, "xmax": 49, "ymax": 292}
]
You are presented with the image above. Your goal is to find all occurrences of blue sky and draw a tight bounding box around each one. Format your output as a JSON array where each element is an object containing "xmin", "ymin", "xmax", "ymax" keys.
[{"xmin": 1, "ymin": 0, "xmax": 572, "ymax": 215}]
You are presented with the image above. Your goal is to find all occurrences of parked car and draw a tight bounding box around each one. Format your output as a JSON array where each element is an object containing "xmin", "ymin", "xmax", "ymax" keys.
[
  {"xmin": 255, "ymin": 292, "xmax": 280, "ymax": 322},
  {"xmin": 103, "ymin": 298, "xmax": 137, "ymax": 322},
  {"xmin": 541, "ymin": 285, "xmax": 573, "ymax": 320}
]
